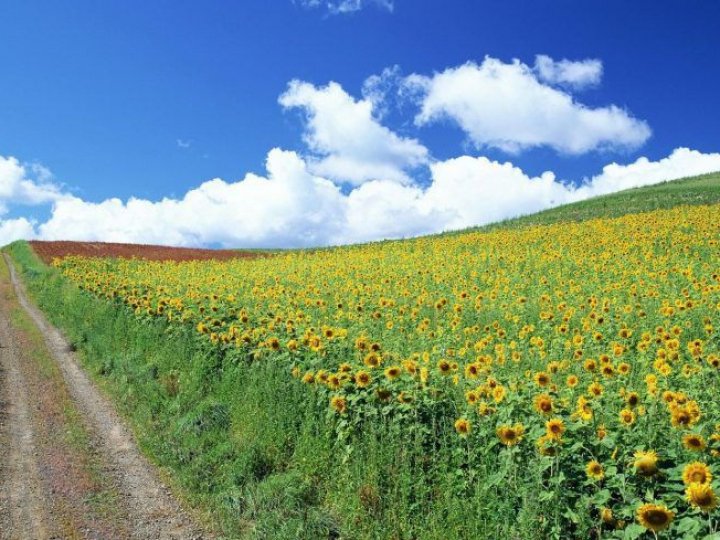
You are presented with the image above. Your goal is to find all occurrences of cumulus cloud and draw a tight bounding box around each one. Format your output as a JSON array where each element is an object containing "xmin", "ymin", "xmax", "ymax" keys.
[
  {"xmin": 406, "ymin": 57, "xmax": 650, "ymax": 154},
  {"xmin": 0, "ymin": 217, "xmax": 37, "ymax": 247},
  {"xmin": 39, "ymin": 149, "xmax": 347, "ymax": 249},
  {"xmin": 297, "ymin": 0, "xmax": 393, "ymax": 14},
  {"xmin": 0, "ymin": 146, "xmax": 715, "ymax": 249},
  {"xmin": 574, "ymin": 147, "xmax": 720, "ymax": 198},
  {"xmin": 534, "ymin": 55, "xmax": 603, "ymax": 89},
  {"xmin": 0, "ymin": 155, "xmax": 69, "ymax": 214},
  {"xmin": 279, "ymin": 80, "xmax": 429, "ymax": 185}
]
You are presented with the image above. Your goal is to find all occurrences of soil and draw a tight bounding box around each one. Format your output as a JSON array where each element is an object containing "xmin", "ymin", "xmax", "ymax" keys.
[
  {"xmin": 29, "ymin": 240, "xmax": 261, "ymax": 263},
  {"xmin": 0, "ymin": 253, "xmax": 209, "ymax": 539}
]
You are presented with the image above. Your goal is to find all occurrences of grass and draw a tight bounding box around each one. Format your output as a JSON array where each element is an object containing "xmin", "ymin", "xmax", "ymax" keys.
[
  {"xmin": 3, "ymin": 171, "xmax": 720, "ymax": 539},
  {"xmin": 481, "ymin": 171, "xmax": 720, "ymax": 231}
]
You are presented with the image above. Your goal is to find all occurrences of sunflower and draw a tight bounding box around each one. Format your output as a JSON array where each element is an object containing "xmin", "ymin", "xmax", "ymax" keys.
[
  {"xmin": 686, "ymin": 482, "xmax": 718, "ymax": 511},
  {"xmin": 402, "ymin": 359, "xmax": 418, "ymax": 375},
  {"xmin": 437, "ymin": 359, "xmax": 452, "ymax": 374},
  {"xmin": 454, "ymin": 418, "xmax": 471, "ymax": 437},
  {"xmin": 355, "ymin": 370, "xmax": 372, "ymax": 388},
  {"xmin": 586, "ymin": 460, "xmax": 604, "ymax": 481},
  {"xmin": 533, "ymin": 394, "xmax": 554, "ymax": 415},
  {"xmin": 534, "ymin": 371, "xmax": 550, "ymax": 387},
  {"xmin": 330, "ymin": 395, "xmax": 346, "ymax": 414},
  {"xmin": 384, "ymin": 365, "xmax": 401, "ymax": 380},
  {"xmin": 588, "ymin": 382, "xmax": 604, "ymax": 398},
  {"xmin": 619, "ymin": 408, "xmax": 636, "ymax": 426},
  {"xmin": 535, "ymin": 434, "xmax": 558, "ymax": 456},
  {"xmin": 492, "ymin": 385, "xmax": 507, "ymax": 404},
  {"xmin": 497, "ymin": 424, "xmax": 525, "ymax": 446},
  {"xmin": 363, "ymin": 352, "xmax": 381, "ymax": 369},
  {"xmin": 626, "ymin": 391, "xmax": 640, "ymax": 408},
  {"xmin": 464, "ymin": 362, "xmax": 481, "ymax": 379},
  {"xmin": 636, "ymin": 503, "xmax": 674, "ymax": 532},
  {"xmin": 682, "ymin": 433, "xmax": 706, "ymax": 452},
  {"xmin": 633, "ymin": 450, "xmax": 659, "ymax": 476},
  {"xmin": 566, "ymin": 375, "xmax": 579, "ymax": 388},
  {"xmin": 600, "ymin": 507, "xmax": 614, "ymax": 525},
  {"xmin": 326, "ymin": 374, "xmax": 341, "ymax": 390},
  {"xmin": 682, "ymin": 462, "xmax": 712, "ymax": 486},
  {"xmin": 545, "ymin": 418, "xmax": 565, "ymax": 440}
]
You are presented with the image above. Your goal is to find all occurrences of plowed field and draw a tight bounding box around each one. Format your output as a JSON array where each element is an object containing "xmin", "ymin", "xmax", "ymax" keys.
[{"xmin": 29, "ymin": 240, "xmax": 259, "ymax": 263}]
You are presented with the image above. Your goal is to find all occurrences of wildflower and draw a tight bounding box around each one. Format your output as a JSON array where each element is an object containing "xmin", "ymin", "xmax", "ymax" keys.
[
  {"xmin": 633, "ymin": 450, "xmax": 659, "ymax": 476},
  {"xmin": 355, "ymin": 370, "xmax": 371, "ymax": 388},
  {"xmin": 586, "ymin": 460, "xmax": 604, "ymax": 481},
  {"xmin": 636, "ymin": 503, "xmax": 674, "ymax": 532},
  {"xmin": 497, "ymin": 424, "xmax": 525, "ymax": 446},
  {"xmin": 454, "ymin": 418, "xmax": 471, "ymax": 437},
  {"xmin": 686, "ymin": 482, "xmax": 718, "ymax": 511},
  {"xmin": 545, "ymin": 418, "xmax": 565, "ymax": 440},
  {"xmin": 330, "ymin": 395, "xmax": 346, "ymax": 414},
  {"xmin": 682, "ymin": 462, "xmax": 712, "ymax": 486},
  {"xmin": 682, "ymin": 433, "xmax": 706, "ymax": 452}
]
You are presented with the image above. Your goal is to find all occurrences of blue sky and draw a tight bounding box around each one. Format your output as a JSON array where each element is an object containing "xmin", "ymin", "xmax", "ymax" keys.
[{"xmin": 1, "ymin": 0, "xmax": 719, "ymax": 247}]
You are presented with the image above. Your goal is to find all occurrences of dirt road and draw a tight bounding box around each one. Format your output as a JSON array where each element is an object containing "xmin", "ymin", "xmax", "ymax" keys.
[{"xmin": 0, "ymin": 253, "xmax": 207, "ymax": 539}]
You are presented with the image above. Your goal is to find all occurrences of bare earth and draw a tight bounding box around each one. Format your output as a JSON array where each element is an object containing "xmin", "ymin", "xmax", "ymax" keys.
[
  {"xmin": 29, "ymin": 240, "xmax": 260, "ymax": 263},
  {"xmin": 0, "ymin": 287, "xmax": 52, "ymax": 538},
  {"xmin": 0, "ymin": 253, "xmax": 208, "ymax": 539}
]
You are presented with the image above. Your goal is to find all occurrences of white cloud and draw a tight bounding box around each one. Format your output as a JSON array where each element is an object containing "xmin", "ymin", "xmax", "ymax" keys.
[
  {"xmin": 297, "ymin": 0, "xmax": 393, "ymax": 14},
  {"xmin": 279, "ymin": 80, "xmax": 428, "ymax": 185},
  {"xmin": 176, "ymin": 139, "xmax": 191, "ymax": 149},
  {"xmin": 406, "ymin": 57, "xmax": 650, "ymax": 154},
  {"xmin": 0, "ymin": 217, "xmax": 37, "ymax": 247},
  {"xmin": 38, "ymin": 149, "xmax": 347, "ymax": 249},
  {"xmin": 534, "ymin": 55, "xmax": 603, "ymax": 89},
  {"xmin": 0, "ymin": 155, "xmax": 69, "ymax": 214},
  {"xmin": 0, "ymin": 146, "xmax": 712, "ymax": 249},
  {"xmin": 573, "ymin": 147, "xmax": 720, "ymax": 199}
]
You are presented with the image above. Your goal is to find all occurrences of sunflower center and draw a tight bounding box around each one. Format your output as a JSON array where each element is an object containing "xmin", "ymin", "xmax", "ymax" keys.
[{"xmin": 647, "ymin": 510, "xmax": 669, "ymax": 526}]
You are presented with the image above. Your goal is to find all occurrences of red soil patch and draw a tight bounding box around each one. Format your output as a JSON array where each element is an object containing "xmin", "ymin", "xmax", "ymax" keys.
[{"xmin": 29, "ymin": 240, "xmax": 260, "ymax": 264}]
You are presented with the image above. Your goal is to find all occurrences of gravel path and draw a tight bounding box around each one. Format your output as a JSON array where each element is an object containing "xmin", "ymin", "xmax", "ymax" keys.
[
  {"xmin": 2, "ymin": 253, "xmax": 207, "ymax": 539},
  {"xmin": 0, "ymin": 280, "xmax": 52, "ymax": 539}
]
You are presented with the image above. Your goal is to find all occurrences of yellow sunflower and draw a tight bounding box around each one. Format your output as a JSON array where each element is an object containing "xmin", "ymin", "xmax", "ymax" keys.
[
  {"xmin": 497, "ymin": 424, "xmax": 525, "ymax": 446},
  {"xmin": 330, "ymin": 395, "xmax": 346, "ymax": 414},
  {"xmin": 545, "ymin": 418, "xmax": 565, "ymax": 440},
  {"xmin": 454, "ymin": 418, "xmax": 471, "ymax": 437},
  {"xmin": 682, "ymin": 433, "xmax": 706, "ymax": 452},
  {"xmin": 686, "ymin": 482, "xmax": 718, "ymax": 512},
  {"xmin": 355, "ymin": 370, "xmax": 372, "ymax": 388},
  {"xmin": 586, "ymin": 460, "xmax": 604, "ymax": 481},
  {"xmin": 682, "ymin": 462, "xmax": 712, "ymax": 486},
  {"xmin": 633, "ymin": 450, "xmax": 659, "ymax": 476},
  {"xmin": 636, "ymin": 503, "xmax": 674, "ymax": 532}
]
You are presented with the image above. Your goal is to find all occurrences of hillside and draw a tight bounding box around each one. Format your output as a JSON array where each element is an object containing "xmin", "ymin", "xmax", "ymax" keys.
[
  {"xmin": 484, "ymin": 171, "xmax": 720, "ymax": 231},
  {"xmin": 4, "ymin": 170, "xmax": 720, "ymax": 540}
]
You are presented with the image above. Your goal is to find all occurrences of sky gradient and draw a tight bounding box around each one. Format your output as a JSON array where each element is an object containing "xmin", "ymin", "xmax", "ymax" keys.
[{"xmin": 1, "ymin": 1, "xmax": 719, "ymax": 247}]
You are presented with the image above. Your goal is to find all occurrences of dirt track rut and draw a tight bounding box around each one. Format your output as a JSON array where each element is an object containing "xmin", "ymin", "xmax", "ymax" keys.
[
  {"xmin": 0, "ymin": 285, "xmax": 52, "ymax": 538},
  {"xmin": 0, "ymin": 253, "xmax": 207, "ymax": 539}
]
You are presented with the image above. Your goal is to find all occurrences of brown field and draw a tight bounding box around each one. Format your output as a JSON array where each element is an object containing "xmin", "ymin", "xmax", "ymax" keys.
[{"xmin": 29, "ymin": 240, "xmax": 260, "ymax": 264}]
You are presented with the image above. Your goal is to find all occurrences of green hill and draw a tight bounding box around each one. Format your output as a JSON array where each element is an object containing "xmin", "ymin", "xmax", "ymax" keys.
[{"xmin": 485, "ymin": 171, "xmax": 720, "ymax": 231}]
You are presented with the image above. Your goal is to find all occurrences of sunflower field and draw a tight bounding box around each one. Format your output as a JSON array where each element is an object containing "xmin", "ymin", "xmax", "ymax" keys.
[{"xmin": 52, "ymin": 203, "xmax": 720, "ymax": 538}]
